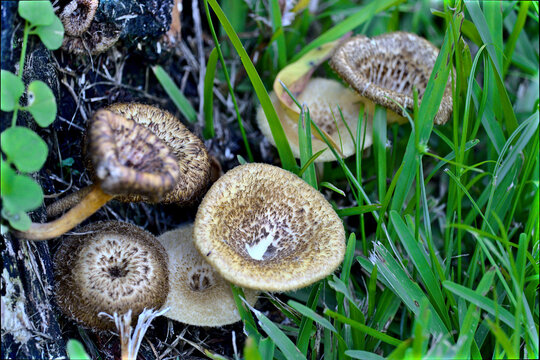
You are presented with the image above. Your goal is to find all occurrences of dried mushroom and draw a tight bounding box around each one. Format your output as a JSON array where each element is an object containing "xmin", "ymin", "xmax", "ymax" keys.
[
  {"xmin": 194, "ymin": 163, "xmax": 346, "ymax": 291},
  {"xmin": 330, "ymin": 32, "xmax": 453, "ymax": 125},
  {"xmin": 158, "ymin": 224, "xmax": 258, "ymax": 326},
  {"xmin": 54, "ymin": 221, "xmax": 169, "ymax": 331}
]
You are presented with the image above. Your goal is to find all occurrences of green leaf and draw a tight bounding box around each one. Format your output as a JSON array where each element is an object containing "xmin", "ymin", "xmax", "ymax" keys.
[
  {"xmin": 66, "ymin": 339, "xmax": 91, "ymax": 360},
  {"xmin": 152, "ymin": 65, "xmax": 197, "ymax": 123},
  {"xmin": 203, "ymin": 47, "xmax": 219, "ymax": 139},
  {"xmin": 1, "ymin": 172, "xmax": 43, "ymax": 213},
  {"xmin": 26, "ymin": 81, "xmax": 57, "ymax": 127},
  {"xmin": 288, "ymin": 300, "xmax": 337, "ymax": 334},
  {"xmin": 33, "ymin": 16, "xmax": 64, "ymax": 50},
  {"xmin": 18, "ymin": 0, "xmax": 55, "ymax": 26},
  {"xmin": 1, "ymin": 126, "xmax": 48, "ymax": 173},
  {"xmin": 1, "ymin": 70, "xmax": 25, "ymax": 111},
  {"xmin": 1, "ymin": 208, "xmax": 32, "ymax": 231},
  {"xmin": 345, "ymin": 350, "xmax": 385, "ymax": 360}
]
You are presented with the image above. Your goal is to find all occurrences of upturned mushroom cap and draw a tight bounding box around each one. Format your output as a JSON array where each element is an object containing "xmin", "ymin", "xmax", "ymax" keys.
[
  {"xmin": 58, "ymin": 0, "xmax": 99, "ymax": 36},
  {"xmin": 54, "ymin": 221, "xmax": 169, "ymax": 331},
  {"xmin": 257, "ymin": 78, "xmax": 373, "ymax": 162},
  {"xmin": 107, "ymin": 103, "xmax": 211, "ymax": 204},
  {"xmin": 330, "ymin": 32, "xmax": 453, "ymax": 125},
  {"xmin": 158, "ymin": 224, "xmax": 259, "ymax": 326},
  {"xmin": 193, "ymin": 163, "xmax": 346, "ymax": 291},
  {"xmin": 89, "ymin": 109, "xmax": 180, "ymax": 200}
]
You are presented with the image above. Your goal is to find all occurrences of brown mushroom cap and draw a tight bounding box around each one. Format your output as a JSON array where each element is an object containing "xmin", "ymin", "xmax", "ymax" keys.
[
  {"xmin": 330, "ymin": 32, "xmax": 453, "ymax": 125},
  {"xmin": 257, "ymin": 78, "xmax": 373, "ymax": 162},
  {"xmin": 58, "ymin": 0, "xmax": 99, "ymax": 37},
  {"xmin": 89, "ymin": 109, "xmax": 180, "ymax": 200},
  {"xmin": 193, "ymin": 163, "xmax": 346, "ymax": 291},
  {"xmin": 158, "ymin": 224, "xmax": 259, "ymax": 326},
  {"xmin": 107, "ymin": 103, "xmax": 211, "ymax": 204},
  {"xmin": 62, "ymin": 21, "xmax": 121, "ymax": 55},
  {"xmin": 54, "ymin": 221, "xmax": 169, "ymax": 331}
]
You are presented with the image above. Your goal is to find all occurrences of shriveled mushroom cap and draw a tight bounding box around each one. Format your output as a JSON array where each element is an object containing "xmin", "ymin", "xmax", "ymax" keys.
[
  {"xmin": 54, "ymin": 221, "xmax": 169, "ymax": 331},
  {"xmin": 330, "ymin": 32, "xmax": 453, "ymax": 125},
  {"xmin": 58, "ymin": 0, "xmax": 99, "ymax": 37},
  {"xmin": 257, "ymin": 78, "xmax": 373, "ymax": 162},
  {"xmin": 158, "ymin": 224, "xmax": 258, "ymax": 326},
  {"xmin": 194, "ymin": 163, "xmax": 346, "ymax": 291},
  {"xmin": 107, "ymin": 103, "xmax": 211, "ymax": 204},
  {"xmin": 88, "ymin": 109, "xmax": 180, "ymax": 201},
  {"xmin": 62, "ymin": 21, "xmax": 121, "ymax": 55}
]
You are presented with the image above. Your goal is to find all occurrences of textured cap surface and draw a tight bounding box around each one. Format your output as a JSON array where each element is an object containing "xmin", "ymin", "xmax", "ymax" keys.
[
  {"xmin": 107, "ymin": 103, "xmax": 211, "ymax": 204},
  {"xmin": 62, "ymin": 21, "xmax": 121, "ymax": 55},
  {"xmin": 194, "ymin": 163, "xmax": 346, "ymax": 291},
  {"xmin": 58, "ymin": 0, "xmax": 98, "ymax": 36},
  {"xmin": 330, "ymin": 32, "xmax": 453, "ymax": 125},
  {"xmin": 158, "ymin": 224, "xmax": 258, "ymax": 326},
  {"xmin": 89, "ymin": 109, "xmax": 180, "ymax": 200},
  {"xmin": 54, "ymin": 221, "xmax": 169, "ymax": 331},
  {"xmin": 257, "ymin": 78, "xmax": 372, "ymax": 162}
]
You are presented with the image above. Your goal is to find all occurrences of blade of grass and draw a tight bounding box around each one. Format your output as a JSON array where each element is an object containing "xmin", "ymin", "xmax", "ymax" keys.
[
  {"xmin": 203, "ymin": 47, "xmax": 219, "ymax": 139},
  {"xmin": 152, "ymin": 65, "xmax": 197, "ymax": 123},
  {"xmin": 270, "ymin": 0, "xmax": 287, "ymax": 69}
]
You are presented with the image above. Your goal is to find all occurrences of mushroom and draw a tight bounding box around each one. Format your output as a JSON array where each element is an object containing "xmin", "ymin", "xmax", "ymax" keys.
[
  {"xmin": 257, "ymin": 78, "xmax": 373, "ymax": 162},
  {"xmin": 16, "ymin": 103, "xmax": 211, "ymax": 241},
  {"xmin": 329, "ymin": 32, "xmax": 453, "ymax": 125},
  {"xmin": 54, "ymin": 221, "xmax": 169, "ymax": 331},
  {"xmin": 193, "ymin": 163, "xmax": 346, "ymax": 291},
  {"xmin": 62, "ymin": 21, "xmax": 121, "ymax": 55},
  {"xmin": 157, "ymin": 224, "xmax": 258, "ymax": 326},
  {"xmin": 15, "ymin": 108, "xmax": 183, "ymax": 240},
  {"xmin": 58, "ymin": 0, "xmax": 99, "ymax": 36}
]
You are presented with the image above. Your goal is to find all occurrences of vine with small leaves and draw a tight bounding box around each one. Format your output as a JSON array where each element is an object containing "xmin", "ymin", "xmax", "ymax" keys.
[{"xmin": 1, "ymin": 1, "xmax": 64, "ymax": 231}]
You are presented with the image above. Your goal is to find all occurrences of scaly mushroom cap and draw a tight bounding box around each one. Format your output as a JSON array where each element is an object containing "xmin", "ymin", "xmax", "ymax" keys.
[
  {"xmin": 58, "ymin": 0, "xmax": 99, "ymax": 36},
  {"xmin": 54, "ymin": 221, "xmax": 169, "ymax": 331},
  {"xmin": 62, "ymin": 21, "xmax": 121, "ymax": 55},
  {"xmin": 194, "ymin": 163, "xmax": 346, "ymax": 291},
  {"xmin": 89, "ymin": 109, "xmax": 180, "ymax": 201},
  {"xmin": 107, "ymin": 103, "xmax": 211, "ymax": 204},
  {"xmin": 330, "ymin": 32, "xmax": 453, "ymax": 125},
  {"xmin": 158, "ymin": 224, "xmax": 259, "ymax": 326},
  {"xmin": 257, "ymin": 78, "xmax": 373, "ymax": 162}
]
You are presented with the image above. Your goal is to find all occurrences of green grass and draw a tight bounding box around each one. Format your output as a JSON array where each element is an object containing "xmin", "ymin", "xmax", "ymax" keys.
[{"xmin": 205, "ymin": 0, "xmax": 539, "ymax": 358}]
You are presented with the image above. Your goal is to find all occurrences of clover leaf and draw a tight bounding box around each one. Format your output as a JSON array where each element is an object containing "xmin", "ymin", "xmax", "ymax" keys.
[
  {"xmin": 32, "ymin": 16, "xmax": 64, "ymax": 50},
  {"xmin": 1, "ymin": 126, "xmax": 48, "ymax": 173},
  {"xmin": 1, "ymin": 70, "xmax": 25, "ymax": 112},
  {"xmin": 1, "ymin": 208, "xmax": 32, "ymax": 231},
  {"xmin": 18, "ymin": 1, "xmax": 55, "ymax": 27},
  {"xmin": 26, "ymin": 80, "xmax": 57, "ymax": 127}
]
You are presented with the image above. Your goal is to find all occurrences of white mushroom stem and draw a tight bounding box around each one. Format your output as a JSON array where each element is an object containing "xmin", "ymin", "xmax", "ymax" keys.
[{"xmin": 14, "ymin": 185, "xmax": 114, "ymax": 241}]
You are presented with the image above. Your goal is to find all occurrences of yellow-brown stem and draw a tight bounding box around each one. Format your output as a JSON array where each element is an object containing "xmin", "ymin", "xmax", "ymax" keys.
[
  {"xmin": 14, "ymin": 185, "xmax": 114, "ymax": 241},
  {"xmin": 46, "ymin": 186, "xmax": 94, "ymax": 218}
]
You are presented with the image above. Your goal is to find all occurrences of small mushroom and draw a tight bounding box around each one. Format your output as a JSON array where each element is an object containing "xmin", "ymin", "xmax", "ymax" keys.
[
  {"xmin": 329, "ymin": 32, "xmax": 453, "ymax": 125},
  {"xmin": 257, "ymin": 78, "xmax": 373, "ymax": 162},
  {"xmin": 54, "ymin": 221, "xmax": 169, "ymax": 331},
  {"xmin": 62, "ymin": 21, "xmax": 121, "ymax": 55},
  {"xmin": 158, "ymin": 224, "xmax": 258, "ymax": 326},
  {"xmin": 193, "ymin": 163, "xmax": 346, "ymax": 291},
  {"xmin": 58, "ymin": 0, "xmax": 99, "ymax": 36},
  {"xmin": 15, "ymin": 109, "xmax": 182, "ymax": 240}
]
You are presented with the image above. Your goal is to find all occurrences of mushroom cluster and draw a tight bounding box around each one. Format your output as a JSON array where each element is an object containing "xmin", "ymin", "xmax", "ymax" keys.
[{"xmin": 257, "ymin": 31, "xmax": 453, "ymax": 162}]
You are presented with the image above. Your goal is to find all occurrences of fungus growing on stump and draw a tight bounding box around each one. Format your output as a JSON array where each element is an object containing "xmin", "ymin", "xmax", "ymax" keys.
[
  {"xmin": 330, "ymin": 32, "xmax": 453, "ymax": 125},
  {"xmin": 193, "ymin": 163, "xmax": 346, "ymax": 291},
  {"xmin": 15, "ymin": 109, "xmax": 181, "ymax": 240},
  {"xmin": 16, "ymin": 104, "xmax": 210, "ymax": 241},
  {"xmin": 54, "ymin": 221, "xmax": 169, "ymax": 331},
  {"xmin": 158, "ymin": 224, "xmax": 258, "ymax": 326},
  {"xmin": 257, "ymin": 78, "xmax": 373, "ymax": 162}
]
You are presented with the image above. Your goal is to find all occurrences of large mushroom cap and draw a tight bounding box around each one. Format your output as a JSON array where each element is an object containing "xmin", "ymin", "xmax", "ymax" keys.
[
  {"xmin": 158, "ymin": 224, "xmax": 259, "ymax": 326},
  {"xmin": 257, "ymin": 78, "xmax": 373, "ymax": 162},
  {"xmin": 54, "ymin": 221, "xmax": 169, "ymax": 331},
  {"xmin": 106, "ymin": 103, "xmax": 211, "ymax": 204},
  {"xmin": 89, "ymin": 109, "xmax": 180, "ymax": 200},
  {"xmin": 194, "ymin": 163, "xmax": 346, "ymax": 291},
  {"xmin": 330, "ymin": 32, "xmax": 453, "ymax": 125}
]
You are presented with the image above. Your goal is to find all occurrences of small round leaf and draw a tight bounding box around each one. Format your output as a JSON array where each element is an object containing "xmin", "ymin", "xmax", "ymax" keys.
[
  {"xmin": 27, "ymin": 80, "xmax": 57, "ymax": 127},
  {"xmin": 18, "ymin": 1, "xmax": 54, "ymax": 26},
  {"xmin": 66, "ymin": 340, "xmax": 91, "ymax": 360},
  {"xmin": 1, "ymin": 126, "xmax": 48, "ymax": 173},
  {"xmin": 1, "ymin": 173, "xmax": 43, "ymax": 213},
  {"xmin": 1, "ymin": 159, "xmax": 16, "ymax": 196},
  {"xmin": 2, "ymin": 208, "xmax": 32, "ymax": 231},
  {"xmin": 1, "ymin": 70, "xmax": 25, "ymax": 111},
  {"xmin": 33, "ymin": 16, "xmax": 65, "ymax": 50}
]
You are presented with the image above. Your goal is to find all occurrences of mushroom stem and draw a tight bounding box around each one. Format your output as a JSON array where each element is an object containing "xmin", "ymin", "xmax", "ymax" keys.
[
  {"xmin": 14, "ymin": 185, "xmax": 114, "ymax": 240},
  {"xmin": 46, "ymin": 186, "xmax": 94, "ymax": 218}
]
